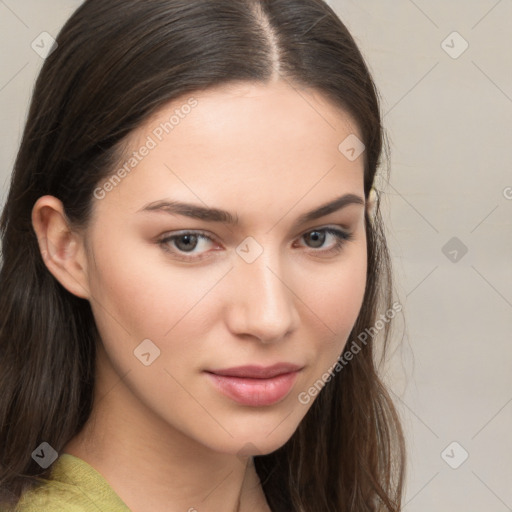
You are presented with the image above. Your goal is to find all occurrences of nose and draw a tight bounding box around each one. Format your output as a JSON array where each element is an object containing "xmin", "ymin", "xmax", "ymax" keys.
[{"xmin": 225, "ymin": 247, "xmax": 300, "ymax": 344}]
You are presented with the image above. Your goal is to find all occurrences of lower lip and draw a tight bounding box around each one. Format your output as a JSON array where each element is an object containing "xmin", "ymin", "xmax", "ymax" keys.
[{"xmin": 205, "ymin": 371, "xmax": 300, "ymax": 406}]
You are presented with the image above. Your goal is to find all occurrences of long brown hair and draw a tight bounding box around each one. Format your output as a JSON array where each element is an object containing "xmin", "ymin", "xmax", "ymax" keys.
[{"xmin": 0, "ymin": 0, "xmax": 406, "ymax": 510}]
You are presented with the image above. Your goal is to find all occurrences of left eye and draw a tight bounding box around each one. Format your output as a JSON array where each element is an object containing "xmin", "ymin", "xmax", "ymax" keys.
[
  {"xmin": 297, "ymin": 228, "xmax": 352, "ymax": 251},
  {"xmin": 158, "ymin": 227, "xmax": 353, "ymax": 261}
]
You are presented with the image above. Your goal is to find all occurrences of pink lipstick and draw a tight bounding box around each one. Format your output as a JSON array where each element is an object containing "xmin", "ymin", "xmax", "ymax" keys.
[{"xmin": 205, "ymin": 363, "xmax": 302, "ymax": 406}]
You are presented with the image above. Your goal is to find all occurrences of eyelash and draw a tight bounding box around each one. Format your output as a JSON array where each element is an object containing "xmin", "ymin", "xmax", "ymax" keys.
[{"xmin": 158, "ymin": 227, "xmax": 354, "ymax": 262}]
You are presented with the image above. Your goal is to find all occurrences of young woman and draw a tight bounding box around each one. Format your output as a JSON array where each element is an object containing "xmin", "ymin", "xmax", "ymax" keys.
[{"xmin": 0, "ymin": 0, "xmax": 406, "ymax": 510}]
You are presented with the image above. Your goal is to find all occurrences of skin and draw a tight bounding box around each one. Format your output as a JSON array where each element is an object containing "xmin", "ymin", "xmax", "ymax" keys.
[{"xmin": 32, "ymin": 79, "xmax": 370, "ymax": 512}]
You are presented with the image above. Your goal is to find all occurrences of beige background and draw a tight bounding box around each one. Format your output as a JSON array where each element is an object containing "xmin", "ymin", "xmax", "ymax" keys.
[{"xmin": 1, "ymin": 1, "xmax": 511, "ymax": 510}]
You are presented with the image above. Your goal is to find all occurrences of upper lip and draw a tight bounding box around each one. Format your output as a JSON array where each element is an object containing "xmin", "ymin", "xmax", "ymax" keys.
[{"xmin": 206, "ymin": 363, "xmax": 303, "ymax": 379}]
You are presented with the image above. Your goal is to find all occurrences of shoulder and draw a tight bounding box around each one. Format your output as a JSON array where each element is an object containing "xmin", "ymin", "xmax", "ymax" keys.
[
  {"xmin": 13, "ymin": 453, "xmax": 131, "ymax": 512},
  {"xmin": 14, "ymin": 481, "xmax": 89, "ymax": 512}
]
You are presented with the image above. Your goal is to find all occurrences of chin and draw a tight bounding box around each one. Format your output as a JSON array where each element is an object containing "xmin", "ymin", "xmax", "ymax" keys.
[{"xmin": 197, "ymin": 405, "xmax": 308, "ymax": 458}]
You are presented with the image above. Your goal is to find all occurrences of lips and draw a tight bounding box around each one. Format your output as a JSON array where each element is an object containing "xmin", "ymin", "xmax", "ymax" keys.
[{"xmin": 205, "ymin": 363, "xmax": 303, "ymax": 406}]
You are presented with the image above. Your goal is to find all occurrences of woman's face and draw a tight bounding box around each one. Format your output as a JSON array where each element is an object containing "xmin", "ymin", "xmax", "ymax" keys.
[{"xmin": 78, "ymin": 80, "xmax": 368, "ymax": 456}]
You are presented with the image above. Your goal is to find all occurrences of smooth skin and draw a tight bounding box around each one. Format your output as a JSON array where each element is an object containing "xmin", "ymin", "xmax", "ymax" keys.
[{"xmin": 32, "ymin": 79, "xmax": 370, "ymax": 512}]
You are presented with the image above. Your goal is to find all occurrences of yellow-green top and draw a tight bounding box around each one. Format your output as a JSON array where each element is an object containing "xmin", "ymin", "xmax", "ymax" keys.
[{"xmin": 12, "ymin": 453, "xmax": 131, "ymax": 512}]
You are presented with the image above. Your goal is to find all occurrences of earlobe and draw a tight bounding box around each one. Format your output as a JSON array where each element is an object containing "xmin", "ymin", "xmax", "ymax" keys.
[{"xmin": 31, "ymin": 195, "xmax": 91, "ymax": 300}]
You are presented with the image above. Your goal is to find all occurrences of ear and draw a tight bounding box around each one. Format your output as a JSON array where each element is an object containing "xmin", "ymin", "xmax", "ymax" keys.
[
  {"xmin": 31, "ymin": 195, "xmax": 91, "ymax": 300},
  {"xmin": 366, "ymin": 187, "xmax": 378, "ymax": 220}
]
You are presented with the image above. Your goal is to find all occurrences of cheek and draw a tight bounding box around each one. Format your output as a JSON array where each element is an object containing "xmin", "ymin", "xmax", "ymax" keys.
[
  {"xmin": 84, "ymin": 231, "xmax": 226, "ymax": 363},
  {"xmin": 302, "ymin": 245, "xmax": 367, "ymax": 369}
]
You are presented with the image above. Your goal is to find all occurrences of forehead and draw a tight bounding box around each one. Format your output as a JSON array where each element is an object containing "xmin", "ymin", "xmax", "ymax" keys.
[
  {"xmin": 142, "ymin": 79, "xmax": 361, "ymax": 147},
  {"xmin": 95, "ymin": 80, "xmax": 365, "ymax": 220}
]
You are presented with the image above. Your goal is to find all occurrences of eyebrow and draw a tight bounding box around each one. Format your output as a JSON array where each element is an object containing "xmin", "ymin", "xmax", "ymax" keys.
[{"xmin": 138, "ymin": 193, "xmax": 365, "ymax": 228}]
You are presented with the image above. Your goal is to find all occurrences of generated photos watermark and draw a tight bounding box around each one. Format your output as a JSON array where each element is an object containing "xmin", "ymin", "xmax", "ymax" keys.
[
  {"xmin": 93, "ymin": 97, "xmax": 198, "ymax": 200},
  {"xmin": 298, "ymin": 300, "xmax": 402, "ymax": 404}
]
